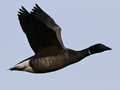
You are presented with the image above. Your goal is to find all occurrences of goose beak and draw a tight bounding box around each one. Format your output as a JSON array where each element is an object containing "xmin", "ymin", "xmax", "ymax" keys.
[{"xmin": 106, "ymin": 47, "xmax": 112, "ymax": 50}]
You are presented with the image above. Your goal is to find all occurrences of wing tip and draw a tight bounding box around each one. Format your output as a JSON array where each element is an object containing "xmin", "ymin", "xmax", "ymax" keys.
[
  {"xmin": 30, "ymin": 4, "xmax": 40, "ymax": 14},
  {"xmin": 35, "ymin": 4, "xmax": 39, "ymax": 8},
  {"xmin": 18, "ymin": 6, "xmax": 29, "ymax": 16},
  {"xmin": 21, "ymin": 6, "xmax": 28, "ymax": 12}
]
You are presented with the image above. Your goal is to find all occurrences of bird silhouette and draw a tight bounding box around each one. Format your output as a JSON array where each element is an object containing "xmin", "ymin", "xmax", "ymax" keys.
[{"xmin": 9, "ymin": 4, "xmax": 111, "ymax": 73}]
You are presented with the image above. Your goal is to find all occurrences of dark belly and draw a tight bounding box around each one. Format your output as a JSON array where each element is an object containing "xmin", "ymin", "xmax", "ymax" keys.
[{"xmin": 29, "ymin": 53, "xmax": 68, "ymax": 73}]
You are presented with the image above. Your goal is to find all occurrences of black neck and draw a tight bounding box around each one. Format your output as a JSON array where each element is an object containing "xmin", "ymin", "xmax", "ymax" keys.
[{"xmin": 68, "ymin": 49, "xmax": 91, "ymax": 65}]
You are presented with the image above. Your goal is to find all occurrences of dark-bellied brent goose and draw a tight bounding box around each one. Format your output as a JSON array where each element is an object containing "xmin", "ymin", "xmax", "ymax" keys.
[{"xmin": 9, "ymin": 4, "xmax": 111, "ymax": 73}]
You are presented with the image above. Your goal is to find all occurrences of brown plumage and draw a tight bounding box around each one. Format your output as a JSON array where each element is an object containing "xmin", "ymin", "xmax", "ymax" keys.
[{"xmin": 9, "ymin": 4, "xmax": 111, "ymax": 73}]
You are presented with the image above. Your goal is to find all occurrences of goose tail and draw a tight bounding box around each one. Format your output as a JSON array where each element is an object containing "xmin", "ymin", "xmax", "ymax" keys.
[
  {"xmin": 8, "ymin": 59, "xmax": 34, "ymax": 73},
  {"xmin": 9, "ymin": 66, "xmax": 25, "ymax": 71}
]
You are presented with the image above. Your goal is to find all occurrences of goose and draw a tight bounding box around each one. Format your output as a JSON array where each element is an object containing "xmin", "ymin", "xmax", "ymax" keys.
[{"xmin": 9, "ymin": 4, "xmax": 111, "ymax": 73}]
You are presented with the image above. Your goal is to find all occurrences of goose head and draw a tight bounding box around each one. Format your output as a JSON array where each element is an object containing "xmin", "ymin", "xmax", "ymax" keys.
[{"xmin": 88, "ymin": 43, "xmax": 112, "ymax": 54}]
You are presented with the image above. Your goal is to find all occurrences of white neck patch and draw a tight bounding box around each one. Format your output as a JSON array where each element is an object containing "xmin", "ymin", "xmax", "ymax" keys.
[{"xmin": 88, "ymin": 49, "xmax": 92, "ymax": 55}]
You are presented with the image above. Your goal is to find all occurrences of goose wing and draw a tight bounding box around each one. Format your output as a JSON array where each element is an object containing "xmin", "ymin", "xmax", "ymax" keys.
[{"xmin": 18, "ymin": 4, "xmax": 65, "ymax": 54}]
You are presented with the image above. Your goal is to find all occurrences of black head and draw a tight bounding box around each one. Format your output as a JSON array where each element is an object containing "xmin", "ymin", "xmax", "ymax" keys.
[{"xmin": 88, "ymin": 43, "xmax": 112, "ymax": 54}]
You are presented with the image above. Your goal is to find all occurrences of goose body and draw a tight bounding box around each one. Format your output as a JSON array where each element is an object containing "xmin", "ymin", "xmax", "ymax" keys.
[{"xmin": 9, "ymin": 4, "xmax": 111, "ymax": 73}]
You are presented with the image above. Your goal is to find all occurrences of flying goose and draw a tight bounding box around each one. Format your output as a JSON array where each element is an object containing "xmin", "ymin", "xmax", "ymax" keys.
[{"xmin": 9, "ymin": 4, "xmax": 111, "ymax": 73}]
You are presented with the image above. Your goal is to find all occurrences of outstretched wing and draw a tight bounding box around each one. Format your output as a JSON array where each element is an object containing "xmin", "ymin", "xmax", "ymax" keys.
[{"xmin": 18, "ymin": 4, "xmax": 65, "ymax": 54}]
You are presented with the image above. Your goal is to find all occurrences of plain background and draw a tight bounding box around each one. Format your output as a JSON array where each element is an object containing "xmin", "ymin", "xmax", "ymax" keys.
[{"xmin": 0, "ymin": 0, "xmax": 120, "ymax": 90}]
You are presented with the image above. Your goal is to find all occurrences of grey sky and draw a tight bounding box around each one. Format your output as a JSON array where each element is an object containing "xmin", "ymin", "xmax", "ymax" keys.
[{"xmin": 0, "ymin": 0, "xmax": 120, "ymax": 90}]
